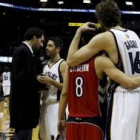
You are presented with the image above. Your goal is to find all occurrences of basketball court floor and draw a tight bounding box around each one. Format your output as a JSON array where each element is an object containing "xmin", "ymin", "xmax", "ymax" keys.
[{"xmin": 0, "ymin": 100, "xmax": 39, "ymax": 140}]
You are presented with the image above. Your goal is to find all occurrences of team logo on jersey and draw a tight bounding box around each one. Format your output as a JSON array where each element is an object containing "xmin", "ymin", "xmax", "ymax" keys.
[
  {"xmin": 125, "ymin": 34, "xmax": 129, "ymax": 38},
  {"xmin": 46, "ymin": 72, "xmax": 57, "ymax": 80}
]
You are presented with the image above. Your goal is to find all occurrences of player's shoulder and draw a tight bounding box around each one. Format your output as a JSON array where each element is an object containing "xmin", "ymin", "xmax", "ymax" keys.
[
  {"xmin": 58, "ymin": 58, "xmax": 65, "ymax": 64},
  {"xmin": 96, "ymin": 31, "xmax": 113, "ymax": 39},
  {"xmin": 91, "ymin": 31, "xmax": 114, "ymax": 45},
  {"xmin": 60, "ymin": 59, "xmax": 67, "ymax": 72},
  {"xmin": 60, "ymin": 59, "xmax": 67, "ymax": 68}
]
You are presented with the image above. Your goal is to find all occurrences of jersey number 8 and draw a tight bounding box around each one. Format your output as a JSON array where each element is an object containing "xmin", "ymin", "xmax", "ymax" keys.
[{"xmin": 75, "ymin": 77, "xmax": 83, "ymax": 98}]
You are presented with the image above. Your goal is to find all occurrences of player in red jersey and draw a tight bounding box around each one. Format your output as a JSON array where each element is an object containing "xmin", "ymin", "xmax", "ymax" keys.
[
  {"xmin": 59, "ymin": 57, "xmax": 103, "ymax": 140},
  {"xmin": 57, "ymin": 55, "xmax": 140, "ymax": 140}
]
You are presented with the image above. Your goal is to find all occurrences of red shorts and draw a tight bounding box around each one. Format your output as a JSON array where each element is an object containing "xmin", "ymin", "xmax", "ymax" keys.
[{"xmin": 66, "ymin": 122, "xmax": 103, "ymax": 140}]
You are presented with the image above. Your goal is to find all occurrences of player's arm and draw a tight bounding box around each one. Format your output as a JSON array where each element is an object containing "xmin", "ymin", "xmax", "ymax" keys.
[
  {"xmin": 67, "ymin": 22, "xmax": 111, "ymax": 67},
  {"xmin": 37, "ymin": 61, "xmax": 67, "ymax": 90},
  {"xmin": 95, "ymin": 56, "xmax": 140, "ymax": 90},
  {"xmin": 58, "ymin": 67, "xmax": 69, "ymax": 134},
  {"xmin": 67, "ymin": 22, "xmax": 97, "ymax": 67}
]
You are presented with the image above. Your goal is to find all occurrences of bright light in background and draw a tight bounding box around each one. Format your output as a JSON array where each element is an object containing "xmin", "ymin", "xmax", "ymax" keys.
[
  {"xmin": 40, "ymin": 0, "xmax": 48, "ymax": 2},
  {"xmin": 57, "ymin": 1, "xmax": 64, "ymax": 5},
  {"xmin": 83, "ymin": 0, "xmax": 91, "ymax": 4},
  {"xmin": 125, "ymin": 1, "xmax": 133, "ymax": 5}
]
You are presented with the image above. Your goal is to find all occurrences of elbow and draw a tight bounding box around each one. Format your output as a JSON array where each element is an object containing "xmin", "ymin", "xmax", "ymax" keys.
[
  {"xmin": 123, "ymin": 84, "xmax": 133, "ymax": 90},
  {"xmin": 123, "ymin": 80, "xmax": 136, "ymax": 90},
  {"xmin": 59, "ymin": 85, "xmax": 63, "ymax": 90},
  {"xmin": 67, "ymin": 60, "xmax": 73, "ymax": 67},
  {"xmin": 67, "ymin": 60, "xmax": 76, "ymax": 67}
]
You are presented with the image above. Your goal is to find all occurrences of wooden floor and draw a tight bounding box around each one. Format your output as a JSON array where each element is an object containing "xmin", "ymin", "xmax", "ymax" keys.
[{"xmin": 0, "ymin": 99, "xmax": 39, "ymax": 140}]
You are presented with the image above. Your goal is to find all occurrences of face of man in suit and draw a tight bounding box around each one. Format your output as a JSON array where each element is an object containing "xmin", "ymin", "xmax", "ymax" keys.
[{"xmin": 32, "ymin": 35, "xmax": 44, "ymax": 53}]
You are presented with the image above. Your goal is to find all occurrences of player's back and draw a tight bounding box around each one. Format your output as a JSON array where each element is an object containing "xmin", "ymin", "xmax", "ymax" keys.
[
  {"xmin": 110, "ymin": 29, "xmax": 140, "ymax": 76},
  {"xmin": 68, "ymin": 58, "xmax": 101, "ymax": 118}
]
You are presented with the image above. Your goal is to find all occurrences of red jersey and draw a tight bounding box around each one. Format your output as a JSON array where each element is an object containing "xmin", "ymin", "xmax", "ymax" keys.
[{"xmin": 68, "ymin": 58, "xmax": 101, "ymax": 117}]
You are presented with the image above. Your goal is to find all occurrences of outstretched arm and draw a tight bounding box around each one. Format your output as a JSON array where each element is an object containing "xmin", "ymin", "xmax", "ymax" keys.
[{"xmin": 95, "ymin": 56, "xmax": 140, "ymax": 90}]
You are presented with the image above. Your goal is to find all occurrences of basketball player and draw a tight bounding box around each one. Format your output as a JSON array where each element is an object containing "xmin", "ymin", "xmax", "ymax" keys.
[
  {"xmin": 58, "ymin": 54, "xmax": 140, "ymax": 140},
  {"xmin": 37, "ymin": 37, "xmax": 67, "ymax": 140},
  {"xmin": 66, "ymin": 0, "xmax": 140, "ymax": 139},
  {"xmin": 1, "ymin": 66, "xmax": 11, "ymax": 107}
]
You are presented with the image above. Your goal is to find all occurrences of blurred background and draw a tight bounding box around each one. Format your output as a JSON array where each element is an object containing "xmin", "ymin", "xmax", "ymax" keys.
[
  {"xmin": 0, "ymin": 0, "xmax": 140, "ymax": 139},
  {"xmin": 0, "ymin": 0, "xmax": 140, "ymax": 72}
]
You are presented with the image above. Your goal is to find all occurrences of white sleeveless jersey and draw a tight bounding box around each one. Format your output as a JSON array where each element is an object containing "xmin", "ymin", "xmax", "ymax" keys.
[
  {"xmin": 43, "ymin": 58, "xmax": 64, "ymax": 101},
  {"xmin": 2, "ymin": 72, "xmax": 11, "ymax": 86},
  {"xmin": 110, "ymin": 29, "xmax": 140, "ymax": 76}
]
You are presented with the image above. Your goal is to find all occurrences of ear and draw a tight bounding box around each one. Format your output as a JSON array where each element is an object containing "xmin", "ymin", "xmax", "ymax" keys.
[
  {"xmin": 56, "ymin": 47, "xmax": 60, "ymax": 52},
  {"xmin": 33, "ymin": 35, "xmax": 37, "ymax": 40}
]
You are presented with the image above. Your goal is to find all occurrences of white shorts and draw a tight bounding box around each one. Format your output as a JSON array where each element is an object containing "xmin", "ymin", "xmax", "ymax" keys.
[
  {"xmin": 39, "ymin": 102, "xmax": 59, "ymax": 140},
  {"xmin": 2, "ymin": 86, "xmax": 10, "ymax": 96},
  {"xmin": 111, "ymin": 87, "xmax": 140, "ymax": 140}
]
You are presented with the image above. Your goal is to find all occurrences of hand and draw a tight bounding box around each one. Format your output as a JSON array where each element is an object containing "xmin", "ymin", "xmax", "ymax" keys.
[
  {"xmin": 37, "ymin": 74, "xmax": 52, "ymax": 84},
  {"xmin": 45, "ymin": 98, "xmax": 57, "ymax": 104},
  {"xmin": 57, "ymin": 119, "xmax": 66, "ymax": 135},
  {"xmin": 77, "ymin": 22, "xmax": 96, "ymax": 33}
]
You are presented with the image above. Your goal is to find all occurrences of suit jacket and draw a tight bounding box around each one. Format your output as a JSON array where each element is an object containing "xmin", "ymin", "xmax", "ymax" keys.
[{"xmin": 10, "ymin": 43, "xmax": 43, "ymax": 129}]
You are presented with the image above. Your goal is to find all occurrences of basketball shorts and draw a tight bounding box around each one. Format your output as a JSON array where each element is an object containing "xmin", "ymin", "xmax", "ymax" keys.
[
  {"xmin": 66, "ymin": 117, "xmax": 103, "ymax": 140},
  {"xmin": 110, "ymin": 87, "xmax": 140, "ymax": 140},
  {"xmin": 2, "ymin": 86, "xmax": 10, "ymax": 96},
  {"xmin": 39, "ymin": 102, "xmax": 59, "ymax": 140}
]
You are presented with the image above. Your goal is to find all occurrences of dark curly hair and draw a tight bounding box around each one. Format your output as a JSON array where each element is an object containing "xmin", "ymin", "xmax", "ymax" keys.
[{"xmin": 95, "ymin": 0, "xmax": 121, "ymax": 28}]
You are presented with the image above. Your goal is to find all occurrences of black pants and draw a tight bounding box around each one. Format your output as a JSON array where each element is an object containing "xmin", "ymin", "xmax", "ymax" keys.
[{"xmin": 14, "ymin": 129, "xmax": 32, "ymax": 140}]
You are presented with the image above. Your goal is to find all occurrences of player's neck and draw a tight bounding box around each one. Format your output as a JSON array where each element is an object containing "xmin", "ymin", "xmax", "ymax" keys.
[
  {"xmin": 111, "ymin": 25, "xmax": 125, "ymax": 30},
  {"xmin": 50, "ymin": 54, "xmax": 60, "ymax": 64}
]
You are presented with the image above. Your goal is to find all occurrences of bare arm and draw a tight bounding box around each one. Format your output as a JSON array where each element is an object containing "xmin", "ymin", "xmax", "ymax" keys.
[
  {"xmin": 49, "ymin": 61, "xmax": 67, "ymax": 90},
  {"xmin": 37, "ymin": 61, "xmax": 67, "ymax": 90},
  {"xmin": 67, "ymin": 22, "xmax": 118, "ymax": 67},
  {"xmin": 67, "ymin": 22, "xmax": 99, "ymax": 67},
  {"xmin": 57, "ymin": 67, "xmax": 69, "ymax": 134},
  {"xmin": 95, "ymin": 56, "xmax": 140, "ymax": 90}
]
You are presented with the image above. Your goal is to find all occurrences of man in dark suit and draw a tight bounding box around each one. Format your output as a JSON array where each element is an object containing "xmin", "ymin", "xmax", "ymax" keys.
[{"xmin": 9, "ymin": 27, "xmax": 45, "ymax": 140}]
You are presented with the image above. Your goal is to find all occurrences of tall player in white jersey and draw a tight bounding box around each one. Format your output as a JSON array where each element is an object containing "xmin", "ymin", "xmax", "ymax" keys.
[
  {"xmin": 37, "ymin": 37, "xmax": 67, "ymax": 140},
  {"xmin": 107, "ymin": 28, "xmax": 140, "ymax": 140},
  {"xmin": 1, "ymin": 66, "xmax": 11, "ymax": 107},
  {"xmin": 65, "ymin": 0, "xmax": 140, "ymax": 140}
]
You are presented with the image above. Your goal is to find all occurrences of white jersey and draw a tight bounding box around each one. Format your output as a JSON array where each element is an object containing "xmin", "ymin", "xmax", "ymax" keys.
[
  {"xmin": 110, "ymin": 29, "xmax": 140, "ymax": 76},
  {"xmin": 2, "ymin": 72, "xmax": 11, "ymax": 86},
  {"xmin": 43, "ymin": 58, "xmax": 64, "ymax": 102},
  {"xmin": 106, "ymin": 29, "xmax": 140, "ymax": 140}
]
